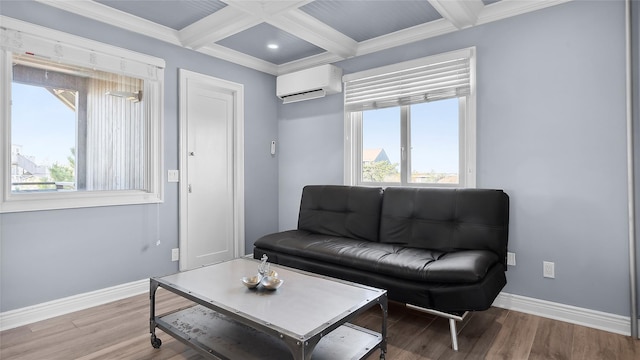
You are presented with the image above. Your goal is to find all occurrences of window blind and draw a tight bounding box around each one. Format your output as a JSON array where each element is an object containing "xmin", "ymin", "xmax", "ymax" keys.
[
  {"xmin": 0, "ymin": 25, "xmax": 164, "ymax": 81},
  {"xmin": 344, "ymin": 48, "xmax": 473, "ymax": 112}
]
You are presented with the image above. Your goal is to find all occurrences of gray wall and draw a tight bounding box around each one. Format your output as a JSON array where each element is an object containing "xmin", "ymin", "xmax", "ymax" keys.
[
  {"xmin": 0, "ymin": 1, "xmax": 279, "ymax": 311},
  {"xmin": 278, "ymin": 94, "xmax": 345, "ymax": 229},
  {"xmin": 279, "ymin": 0, "xmax": 633, "ymax": 317}
]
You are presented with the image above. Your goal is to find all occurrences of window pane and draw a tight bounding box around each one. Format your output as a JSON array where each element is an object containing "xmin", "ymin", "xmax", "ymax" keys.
[
  {"xmin": 361, "ymin": 107, "xmax": 400, "ymax": 183},
  {"xmin": 409, "ymin": 99, "xmax": 459, "ymax": 184},
  {"xmin": 10, "ymin": 55, "xmax": 146, "ymax": 193},
  {"xmin": 11, "ymin": 83, "xmax": 77, "ymax": 192}
]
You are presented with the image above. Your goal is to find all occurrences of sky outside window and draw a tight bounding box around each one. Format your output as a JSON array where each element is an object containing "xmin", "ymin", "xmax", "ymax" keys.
[
  {"xmin": 363, "ymin": 106, "xmax": 401, "ymax": 165},
  {"xmin": 410, "ymin": 98, "xmax": 459, "ymax": 174},
  {"xmin": 11, "ymin": 83, "xmax": 76, "ymax": 167}
]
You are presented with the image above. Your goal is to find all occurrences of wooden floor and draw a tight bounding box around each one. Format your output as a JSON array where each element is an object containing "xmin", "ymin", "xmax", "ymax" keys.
[{"xmin": 1, "ymin": 289, "xmax": 638, "ymax": 360}]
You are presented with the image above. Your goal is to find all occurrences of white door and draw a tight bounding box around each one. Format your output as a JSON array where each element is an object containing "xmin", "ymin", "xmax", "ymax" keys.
[{"xmin": 179, "ymin": 70, "xmax": 245, "ymax": 270}]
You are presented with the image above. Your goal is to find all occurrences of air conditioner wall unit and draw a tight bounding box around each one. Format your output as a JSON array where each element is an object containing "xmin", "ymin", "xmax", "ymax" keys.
[{"xmin": 276, "ymin": 64, "xmax": 343, "ymax": 104}]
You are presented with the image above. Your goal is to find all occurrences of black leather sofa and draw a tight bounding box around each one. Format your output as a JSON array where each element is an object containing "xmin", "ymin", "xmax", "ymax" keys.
[{"xmin": 254, "ymin": 185, "xmax": 509, "ymax": 350}]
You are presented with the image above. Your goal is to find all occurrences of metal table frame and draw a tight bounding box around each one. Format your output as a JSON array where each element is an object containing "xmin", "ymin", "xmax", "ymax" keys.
[{"xmin": 149, "ymin": 259, "xmax": 387, "ymax": 360}]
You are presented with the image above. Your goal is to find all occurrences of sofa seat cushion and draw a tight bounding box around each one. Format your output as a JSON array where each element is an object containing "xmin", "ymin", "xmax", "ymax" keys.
[{"xmin": 254, "ymin": 230, "xmax": 500, "ymax": 284}]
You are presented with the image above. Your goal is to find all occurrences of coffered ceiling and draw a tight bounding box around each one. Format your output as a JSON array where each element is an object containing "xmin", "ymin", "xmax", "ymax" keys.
[{"xmin": 35, "ymin": 0, "xmax": 571, "ymax": 75}]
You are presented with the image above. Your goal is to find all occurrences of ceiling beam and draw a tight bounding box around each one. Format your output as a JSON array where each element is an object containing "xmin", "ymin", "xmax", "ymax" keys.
[
  {"xmin": 198, "ymin": 43, "xmax": 278, "ymax": 75},
  {"xmin": 358, "ymin": 18, "xmax": 457, "ymax": 57},
  {"xmin": 179, "ymin": 6, "xmax": 261, "ymax": 49},
  {"xmin": 267, "ymin": 9, "xmax": 358, "ymax": 59},
  {"xmin": 478, "ymin": 0, "xmax": 573, "ymax": 25},
  {"xmin": 428, "ymin": 0, "xmax": 485, "ymax": 29},
  {"xmin": 34, "ymin": 0, "xmax": 181, "ymax": 45},
  {"xmin": 224, "ymin": 0, "xmax": 357, "ymax": 59},
  {"xmin": 222, "ymin": 0, "xmax": 314, "ymax": 17},
  {"xmin": 277, "ymin": 50, "xmax": 344, "ymax": 76}
]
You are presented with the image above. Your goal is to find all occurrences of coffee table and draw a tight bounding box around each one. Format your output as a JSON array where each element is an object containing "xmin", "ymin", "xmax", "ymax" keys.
[{"xmin": 149, "ymin": 257, "xmax": 387, "ymax": 360}]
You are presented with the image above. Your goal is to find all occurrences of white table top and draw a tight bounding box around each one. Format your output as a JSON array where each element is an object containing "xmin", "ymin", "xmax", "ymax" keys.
[{"xmin": 156, "ymin": 257, "xmax": 385, "ymax": 338}]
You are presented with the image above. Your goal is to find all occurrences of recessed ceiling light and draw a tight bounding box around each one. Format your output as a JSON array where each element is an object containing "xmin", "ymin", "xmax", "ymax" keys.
[{"xmin": 267, "ymin": 43, "xmax": 279, "ymax": 50}]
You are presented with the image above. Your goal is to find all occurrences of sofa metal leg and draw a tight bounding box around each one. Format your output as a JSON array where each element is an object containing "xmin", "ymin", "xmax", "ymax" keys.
[
  {"xmin": 449, "ymin": 318, "xmax": 459, "ymax": 351},
  {"xmin": 405, "ymin": 304, "xmax": 469, "ymax": 351}
]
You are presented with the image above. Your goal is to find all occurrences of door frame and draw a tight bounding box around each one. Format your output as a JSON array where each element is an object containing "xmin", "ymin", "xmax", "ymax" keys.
[{"xmin": 178, "ymin": 69, "xmax": 245, "ymax": 271}]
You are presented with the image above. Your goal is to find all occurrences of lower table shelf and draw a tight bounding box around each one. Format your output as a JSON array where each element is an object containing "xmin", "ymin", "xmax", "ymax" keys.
[{"xmin": 154, "ymin": 305, "xmax": 382, "ymax": 360}]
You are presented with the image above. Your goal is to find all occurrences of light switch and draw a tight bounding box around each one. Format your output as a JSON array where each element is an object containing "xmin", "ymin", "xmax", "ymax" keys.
[{"xmin": 167, "ymin": 170, "xmax": 179, "ymax": 182}]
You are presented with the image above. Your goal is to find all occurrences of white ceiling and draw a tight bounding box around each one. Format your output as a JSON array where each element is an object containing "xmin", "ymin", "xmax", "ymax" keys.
[{"xmin": 36, "ymin": 0, "xmax": 572, "ymax": 75}]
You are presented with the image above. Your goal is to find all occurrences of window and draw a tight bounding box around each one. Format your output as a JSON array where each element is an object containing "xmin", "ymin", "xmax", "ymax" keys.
[
  {"xmin": 344, "ymin": 47, "xmax": 476, "ymax": 188},
  {"xmin": 1, "ymin": 18, "xmax": 165, "ymax": 212}
]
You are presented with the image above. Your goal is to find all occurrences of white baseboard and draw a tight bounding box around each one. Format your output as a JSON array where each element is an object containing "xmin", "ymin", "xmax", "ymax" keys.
[
  {"xmin": 0, "ymin": 279, "xmax": 148, "ymax": 331},
  {"xmin": 1, "ymin": 284, "xmax": 637, "ymax": 337},
  {"xmin": 492, "ymin": 292, "xmax": 637, "ymax": 336}
]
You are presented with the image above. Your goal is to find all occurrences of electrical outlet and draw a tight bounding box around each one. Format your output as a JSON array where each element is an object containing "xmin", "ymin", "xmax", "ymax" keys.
[
  {"xmin": 507, "ymin": 252, "xmax": 516, "ymax": 266},
  {"xmin": 171, "ymin": 248, "xmax": 180, "ymax": 262},
  {"xmin": 543, "ymin": 261, "xmax": 555, "ymax": 278}
]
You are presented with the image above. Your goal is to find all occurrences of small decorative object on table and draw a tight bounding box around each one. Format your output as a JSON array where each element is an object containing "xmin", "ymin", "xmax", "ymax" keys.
[
  {"xmin": 258, "ymin": 254, "xmax": 270, "ymax": 276},
  {"xmin": 242, "ymin": 254, "xmax": 283, "ymax": 290}
]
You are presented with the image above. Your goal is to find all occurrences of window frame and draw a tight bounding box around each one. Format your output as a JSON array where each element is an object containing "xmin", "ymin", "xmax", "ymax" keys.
[
  {"xmin": 0, "ymin": 16, "xmax": 165, "ymax": 213},
  {"xmin": 344, "ymin": 47, "xmax": 476, "ymax": 188}
]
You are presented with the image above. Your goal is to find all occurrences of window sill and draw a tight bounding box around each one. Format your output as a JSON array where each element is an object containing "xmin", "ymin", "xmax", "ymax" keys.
[{"xmin": 0, "ymin": 190, "xmax": 163, "ymax": 213}]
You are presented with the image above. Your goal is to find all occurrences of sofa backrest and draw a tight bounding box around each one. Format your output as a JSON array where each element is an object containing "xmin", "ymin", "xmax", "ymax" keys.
[
  {"xmin": 379, "ymin": 187, "xmax": 510, "ymax": 264},
  {"xmin": 298, "ymin": 185, "xmax": 383, "ymax": 242}
]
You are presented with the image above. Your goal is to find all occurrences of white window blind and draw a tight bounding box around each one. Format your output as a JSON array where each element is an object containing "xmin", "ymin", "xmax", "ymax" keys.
[
  {"xmin": 344, "ymin": 48, "xmax": 473, "ymax": 112},
  {"xmin": 0, "ymin": 23, "xmax": 164, "ymax": 81}
]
